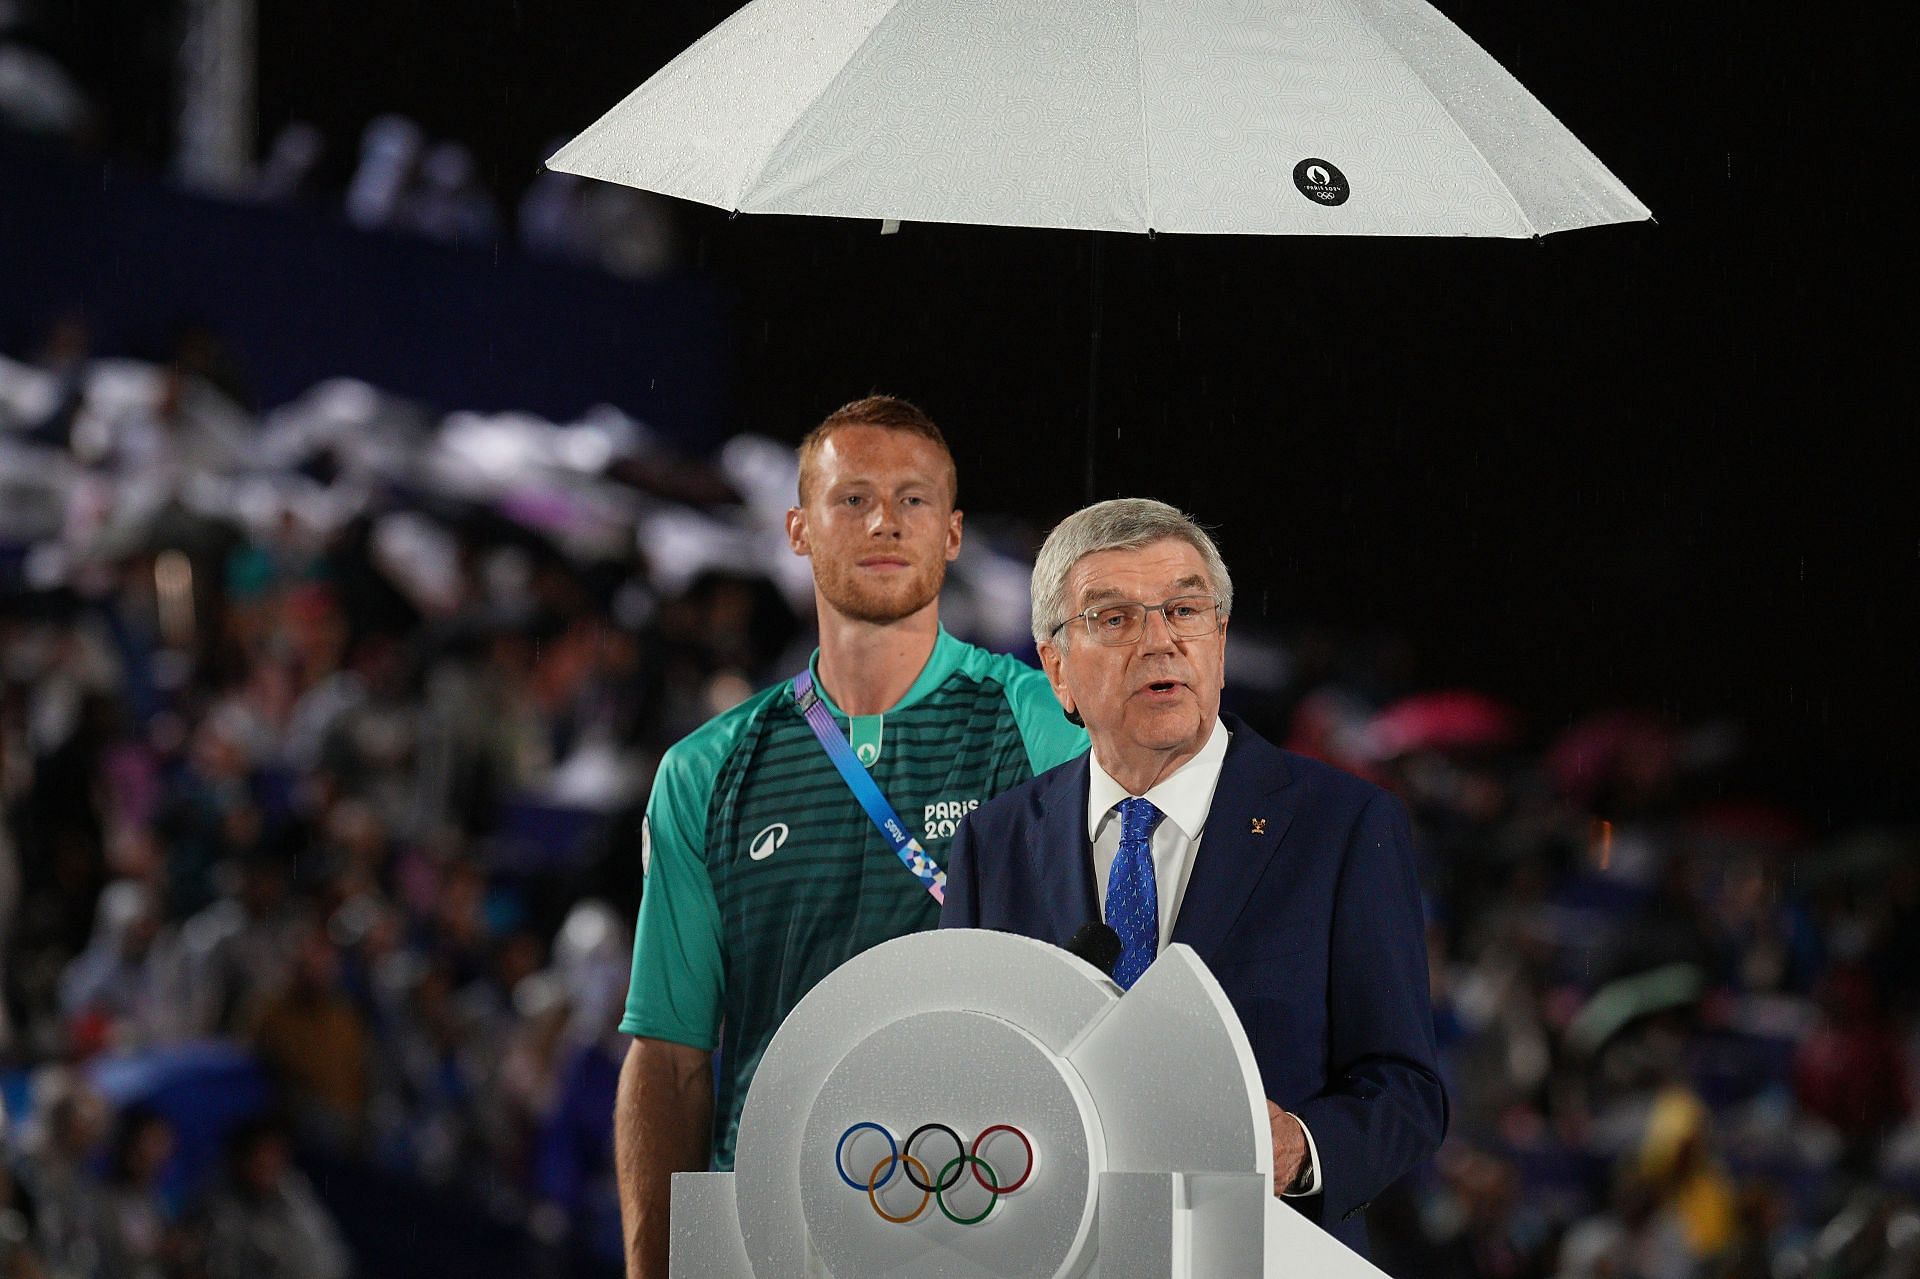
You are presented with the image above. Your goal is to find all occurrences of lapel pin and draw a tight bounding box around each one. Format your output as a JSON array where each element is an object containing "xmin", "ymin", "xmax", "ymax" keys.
[{"xmin": 1250, "ymin": 817, "xmax": 1268, "ymax": 835}]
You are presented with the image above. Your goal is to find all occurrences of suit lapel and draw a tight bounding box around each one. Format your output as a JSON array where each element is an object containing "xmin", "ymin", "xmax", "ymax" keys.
[
  {"xmin": 1028, "ymin": 754, "xmax": 1099, "ymax": 941},
  {"xmin": 1170, "ymin": 717, "xmax": 1297, "ymax": 964}
]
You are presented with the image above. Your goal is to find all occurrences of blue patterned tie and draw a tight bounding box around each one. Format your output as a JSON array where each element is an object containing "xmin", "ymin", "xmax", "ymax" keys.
[{"xmin": 1105, "ymin": 797, "xmax": 1163, "ymax": 990}]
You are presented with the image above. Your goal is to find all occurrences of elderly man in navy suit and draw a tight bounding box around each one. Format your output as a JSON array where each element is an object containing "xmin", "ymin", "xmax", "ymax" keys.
[{"xmin": 940, "ymin": 498, "xmax": 1445, "ymax": 1257}]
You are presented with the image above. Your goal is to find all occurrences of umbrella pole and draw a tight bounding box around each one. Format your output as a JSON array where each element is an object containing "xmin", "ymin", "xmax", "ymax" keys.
[{"xmin": 1083, "ymin": 236, "xmax": 1104, "ymax": 502}]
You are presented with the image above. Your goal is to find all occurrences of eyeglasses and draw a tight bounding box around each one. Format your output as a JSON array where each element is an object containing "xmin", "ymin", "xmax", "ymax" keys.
[{"xmin": 1050, "ymin": 594, "xmax": 1223, "ymax": 647}]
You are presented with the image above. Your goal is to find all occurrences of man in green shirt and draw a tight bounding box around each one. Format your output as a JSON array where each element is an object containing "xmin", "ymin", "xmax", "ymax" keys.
[{"xmin": 613, "ymin": 396, "xmax": 1086, "ymax": 1277}]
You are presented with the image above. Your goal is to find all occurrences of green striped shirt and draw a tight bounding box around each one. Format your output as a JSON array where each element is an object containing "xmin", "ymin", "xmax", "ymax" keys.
[{"xmin": 621, "ymin": 628, "xmax": 1087, "ymax": 1167}]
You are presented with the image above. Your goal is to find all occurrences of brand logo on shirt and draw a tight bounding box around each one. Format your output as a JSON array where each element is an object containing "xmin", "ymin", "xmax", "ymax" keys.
[
  {"xmin": 749, "ymin": 822, "xmax": 790, "ymax": 861},
  {"xmin": 922, "ymin": 798, "xmax": 980, "ymax": 841}
]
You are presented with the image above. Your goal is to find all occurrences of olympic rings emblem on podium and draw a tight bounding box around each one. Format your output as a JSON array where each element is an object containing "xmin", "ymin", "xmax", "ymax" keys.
[{"xmin": 835, "ymin": 1122, "xmax": 1035, "ymax": 1224}]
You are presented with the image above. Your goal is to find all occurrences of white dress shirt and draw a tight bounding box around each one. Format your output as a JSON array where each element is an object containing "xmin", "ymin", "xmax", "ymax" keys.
[
  {"xmin": 1085, "ymin": 717, "xmax": 1324, "ymax": 1197},
  {"xmin": 1087, "ymin": 717, "xmax": 1229, "ymax": 947}
]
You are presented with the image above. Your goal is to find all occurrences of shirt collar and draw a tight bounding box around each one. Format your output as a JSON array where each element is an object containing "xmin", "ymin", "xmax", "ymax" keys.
[
  {"xmin": 1086, "ymin": 717, "xmax": 1232, "ymax": 842},
  {"xmin": 802, "ymin": 625, "xmax": 958, "ymax": 718}
]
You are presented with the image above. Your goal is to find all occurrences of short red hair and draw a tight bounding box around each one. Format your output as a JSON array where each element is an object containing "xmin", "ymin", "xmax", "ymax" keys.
[{"xmin": 795, "ymin": 395, "xmax": 957, "ymax": 506}]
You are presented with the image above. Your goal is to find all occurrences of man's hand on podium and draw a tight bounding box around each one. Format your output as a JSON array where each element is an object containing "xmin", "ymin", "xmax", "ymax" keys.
[{"xmin": 1266, "ymin": 1099, "xmax": 1311, "ymax": 1196}]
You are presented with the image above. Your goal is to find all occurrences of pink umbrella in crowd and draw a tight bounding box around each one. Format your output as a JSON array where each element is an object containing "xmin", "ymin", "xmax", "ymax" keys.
[{"xmin": 1368, "ymin": 689, "xmax": 1521, "ymax": 759}]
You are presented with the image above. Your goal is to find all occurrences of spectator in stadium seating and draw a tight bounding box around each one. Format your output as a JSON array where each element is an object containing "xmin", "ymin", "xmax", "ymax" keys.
[
  {"xmin": 0, "ymin": 789, "xmax": 18, "ymax": 1058},
  {"xmin": 408, "ymin": 141, "xmax": 500, "ymax": 247},
  {"xmin": 1631, "ymin": 1087, "xmax": 1736, "ymax": 1272},
  {"xmin": 345, "ymin": 115, "xmax": 424, "ymax": 233},
  {"xmin": 249, "ymin": 925, "xmax": 371, "ymax": 1151},
  {"xmin": 57, "ymin": 878, "xmax": 175, "ymax": 1053},
  {"xmin": 0, "ymin": 3, "xmax": 92, "ymax": 141},
  {"xmin": 154, "ymin": 706, "xmax": 266, "ymax": 923},
  {"xmin": 98, "ymin": 1104, "xmax": 178, "ymax": 1279},
  {"xmin": 201, "ymin": 1117, "xmax": 349, "ymax": 1279},
  {"xmin": 1794, "ymin": 964, "xmax": 1912, "ymax": 1169},
  {"xmin": 0, "ymin": 1147, "xmax": 49, "ymax": 1279},
  {"xmin": 381, "ymin": 954, "xmax": 487, "ymax": 1187},
  {"xmin": 254, "ymin": 122, "xmax": 326, "ymax": 203},
  {"xmin": 1419, "ymin": 1144, "xmax": 1539, "ymax": 1279},
  {"xmin": 518, "ymin": 163, "xmax": 594, "ymax": 266},
  {"xmin": 167, "ymin": 850, "xmax": 302, "ymax": 1038},
  {"xmin": 10, "ymin": 1070, "xmax": 109, "ymax": 1279},
  {"xmin": 495, "ymin": 971, "xmax": 571, "ymax": 1173}
]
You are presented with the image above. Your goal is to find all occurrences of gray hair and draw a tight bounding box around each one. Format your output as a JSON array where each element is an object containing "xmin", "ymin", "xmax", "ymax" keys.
[{"xmin": 1030, "ymin": 498, "xmax": 1233, "ymax": 646}]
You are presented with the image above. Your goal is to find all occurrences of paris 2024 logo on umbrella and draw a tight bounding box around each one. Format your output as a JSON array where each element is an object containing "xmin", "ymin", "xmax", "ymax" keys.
[{"xmin": 1293, "ymin": 158, "xmax": 1350, "ymax": 206}]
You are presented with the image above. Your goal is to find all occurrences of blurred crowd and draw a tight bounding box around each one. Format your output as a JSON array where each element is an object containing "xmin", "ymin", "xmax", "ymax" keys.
[
  {"xmin": 1, "ymin": 1, "xmax": 676, "ymax": 279},
  {"xmin": 0, "ymin": 321, "xmax": 1037, "ymax": 1278},
  {"xmin": 3, "ymin": 322, "xmax": 1916, "ymax": 1279},
  {"xmin": 0, "ymin": 2, "xmax": 87, "ymax": 146},
  {"xmin": 281, "ymin": 113, "xmax": 676, "ymax": 280},
  {"xmin": 339, "ymin": 115, "xmax": 678, "ymax": 280},
  {"xmin": 1283, "ymin": 684, "xmax": 1920, "ymax": 1279}
]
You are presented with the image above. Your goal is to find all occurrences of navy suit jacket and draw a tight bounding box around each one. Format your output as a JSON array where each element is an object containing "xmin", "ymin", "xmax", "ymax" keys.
[{"xmin": 939, "ymin": 714, "xmax": 1446, "ymax": 1255}]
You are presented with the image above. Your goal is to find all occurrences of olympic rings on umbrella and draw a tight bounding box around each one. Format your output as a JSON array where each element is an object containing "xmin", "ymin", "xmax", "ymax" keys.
[{"xmin": 835, "ymin": 1123, "xmax": 1034, "ymax": 1225}]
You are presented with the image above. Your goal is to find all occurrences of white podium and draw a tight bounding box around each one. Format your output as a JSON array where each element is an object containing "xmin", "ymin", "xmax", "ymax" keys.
[{"xmin": 670, "ymin": 929, "xmax": 1392, "ymax": 1278}]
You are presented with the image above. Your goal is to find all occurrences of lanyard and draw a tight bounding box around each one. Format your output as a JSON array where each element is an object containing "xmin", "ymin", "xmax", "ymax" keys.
[{"xmin": 792, "ymin": 669, "xmax": 946, "ymax": 905}]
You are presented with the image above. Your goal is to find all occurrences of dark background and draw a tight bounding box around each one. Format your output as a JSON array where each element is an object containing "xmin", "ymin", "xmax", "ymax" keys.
[{"xmin": 12, "ymin": 0, "xmax": 1914, "ymax": 823}]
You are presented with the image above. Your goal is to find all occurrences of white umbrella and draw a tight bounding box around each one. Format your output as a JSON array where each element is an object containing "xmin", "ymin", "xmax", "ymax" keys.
[{"xmin": 547, "ymin": 0, "xmax": 1648, "ymax": 238}]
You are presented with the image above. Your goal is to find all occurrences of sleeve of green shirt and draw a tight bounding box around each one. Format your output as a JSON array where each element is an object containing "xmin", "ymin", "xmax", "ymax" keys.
[
  {"xmin": 1000, "ymin": 658, "xmax": 1089, "ymax": 775},
  {"xmin": 620, "ymin": 733, "xmax": 727, "ymax": 1050}
]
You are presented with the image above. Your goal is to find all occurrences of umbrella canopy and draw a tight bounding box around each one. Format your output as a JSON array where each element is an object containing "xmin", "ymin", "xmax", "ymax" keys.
[
  {"xmin": 1367, "ymin": 688, "xmax": 1521, "ymax": 759},
  {"xmin": 549, "ymin": 0, "xmax": 1649, "ymax": 237},
  {"xmin": 1566, "ymin": 962, "xmax": 1706, "ymax": 1056}
]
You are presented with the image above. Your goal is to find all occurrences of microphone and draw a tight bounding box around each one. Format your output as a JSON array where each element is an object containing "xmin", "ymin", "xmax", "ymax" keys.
[{"xmin": 1065, "ymin": 922, "xmax": 1122, "ymax": 980}]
